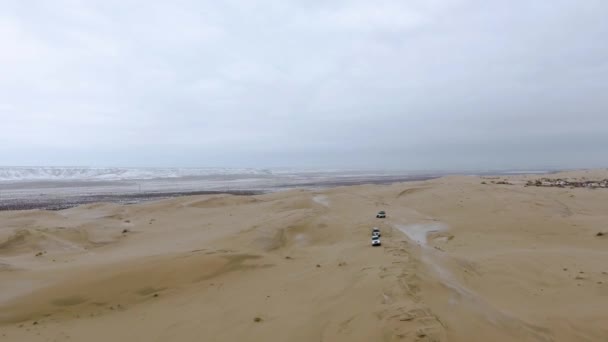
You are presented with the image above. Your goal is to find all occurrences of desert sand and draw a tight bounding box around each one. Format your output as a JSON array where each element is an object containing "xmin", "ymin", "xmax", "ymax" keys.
[{"xmin": 1, "ymin": 170, "xmax": 607, "ymax": 341}]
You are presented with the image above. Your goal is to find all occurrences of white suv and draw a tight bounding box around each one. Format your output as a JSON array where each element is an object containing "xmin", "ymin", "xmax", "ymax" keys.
[{"xmin": 372, "ymin": 228, "xmax": 381, "ymax": 237}]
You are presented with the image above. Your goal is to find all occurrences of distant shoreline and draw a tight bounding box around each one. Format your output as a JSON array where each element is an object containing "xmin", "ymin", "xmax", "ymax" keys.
[
  {"xmin": 0, "ymin": 190, "xmax": 264, "ymax": 211},
  {"xmin": 0, "ymin": 175, "xmax": 438, "ymax": 211},
  {"xmin": 0, "ymin": 170, "xmax": 569, "ymax": 211}
]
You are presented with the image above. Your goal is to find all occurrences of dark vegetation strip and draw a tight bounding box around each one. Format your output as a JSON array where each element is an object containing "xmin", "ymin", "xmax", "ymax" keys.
[
  {"xmin": 0, "ymin": 190, "xmax": 264, "ymax": 211},
  {"xmin": 0, "ymin": 175, "xmax": 445, "ymax": 211}
]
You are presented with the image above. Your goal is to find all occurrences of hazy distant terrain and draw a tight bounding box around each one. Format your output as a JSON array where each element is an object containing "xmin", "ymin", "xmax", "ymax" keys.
[
  {"xmin": 0, "ymin": 167, "xmax": 555, "ymax": 210},
  {"xmin": 0, "ymin": 167, "xmax": 447, "ymax": 210}
]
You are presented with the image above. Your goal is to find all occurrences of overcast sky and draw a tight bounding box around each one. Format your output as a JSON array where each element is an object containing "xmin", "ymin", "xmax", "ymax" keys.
[{"xmin": 1, "ymin": 1, "xmax": 607, "ymax": 170}]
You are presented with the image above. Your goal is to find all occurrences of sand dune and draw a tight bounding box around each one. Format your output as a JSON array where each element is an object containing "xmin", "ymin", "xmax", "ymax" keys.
[
  {"xmin": 1, "ymin": 171, "xmax": 607, "ymax": 341},
  {"xmin": 186, "ymin": 196, "xmax": 262, "ymax": 209}
]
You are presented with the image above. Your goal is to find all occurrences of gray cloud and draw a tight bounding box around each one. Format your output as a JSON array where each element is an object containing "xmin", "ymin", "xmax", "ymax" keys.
[{"xmin": 1, "ymin": 0, "xmax": 607, "ymax": 169}]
